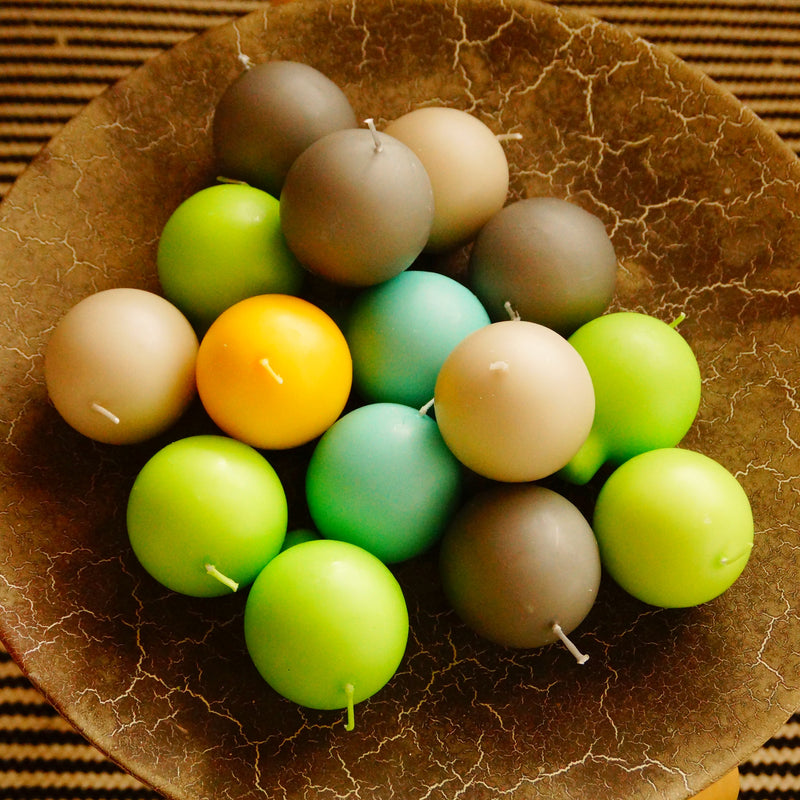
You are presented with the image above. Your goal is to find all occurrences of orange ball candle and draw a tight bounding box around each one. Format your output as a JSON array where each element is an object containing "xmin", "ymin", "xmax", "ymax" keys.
[{"xmin": 196, "ymin": 294, "xmax": 352, "ymax": 449}]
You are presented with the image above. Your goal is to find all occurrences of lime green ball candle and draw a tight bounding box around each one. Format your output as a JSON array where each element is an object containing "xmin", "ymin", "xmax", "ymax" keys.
[
  {"xmin": 306, "ymin": 402, "xmax": 462, "ymax": 563},
  {"xmin": 244, "ymin": 539, "xmax": 409, "ymax": 728},
  {"xmin": 126, "ymin": 435, "xmax": 288, "ymax": 597},
  {"xmin": 593, "ymin": 448, "xmax": 754, "ymax": 608},
  {"xmin": 157, "ymin": 183, "xmax": 304, "ymax": 331},
  {"xmin": 345, "ymin": 270, "xmax": 490, "ymax": 407},
  {"xmin": 559, "ymin": 312, "xmax": 702, "ymax": 485}
]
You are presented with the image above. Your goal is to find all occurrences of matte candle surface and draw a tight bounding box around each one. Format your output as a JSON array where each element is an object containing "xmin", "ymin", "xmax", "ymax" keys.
[
  {"xmin": 126, "ymin": 435, "xmax": 288, "ymax": 597},
  {"xmin": 280, "ymin": 126, "xmax": 434, "ymax": 286},
  {"xmin": 439, "ymin": 484, "xmax": 601, "ymax": 649},
  {"xmin": 306, "ymin": 402, "xmax": 463, "ymax": 563},
  {"xmin": 559, "ymin": 312, "xmax": 702, "ymax": 485},
  {"xmin": 345, "ymin": 270, "xmax": 490, "ymax": 407},
  {"xmin": 195, "ymin": 294, "xmax": 352, "ymax": 450},
  {"xmin": 593, "ymin": 448, "xmax": 754, "ymax": 608},
  {"xmin": 213, "ymin": 60, "xmax": 357, "ymax": 197},
  {"xmin": 157, "ymin": 183, "xmax": 304, "ymax": 331},
  {"xmin": 384, "ymin": 107, "xmax": 510, "ymax": 252},
  {"xmin": 244, "ymin": 539, "xmax": 409, "ymax": 714},
  {"xmin": 468, "ymin": 197, "xmax": 617, "ymax": 335},
  {"xmin": 433, "ymin": 320, "xmax": 595, "ymax": 482},
  {"xmin": 44, "ymin": 288, "xmax": 198, "ymax": 445}
]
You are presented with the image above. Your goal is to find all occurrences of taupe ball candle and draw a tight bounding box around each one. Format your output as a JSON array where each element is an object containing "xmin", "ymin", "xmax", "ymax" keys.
[
  {"xmin": 439, "ymin": 484, "xmax": 601, "ymax": 651},
  {"xmin": 213, "ymin": 60, "xmax": 358, "ymax": 197},
  {"xmin": 280, "ymin": 122, "xmax": 434, "ymax": 286}
]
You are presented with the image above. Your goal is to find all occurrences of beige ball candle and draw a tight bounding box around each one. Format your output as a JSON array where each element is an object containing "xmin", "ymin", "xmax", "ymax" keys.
[
  {"xmin": 384, "ymin": 106, "xmax": 511, "ymax": 252},
  {"xmin": 44, "ymin": 288, "xmax": 199, "ymax": 445},
  {"xmin": 433, "ymin": 319, "xmax": 595, "ymax": 482}
]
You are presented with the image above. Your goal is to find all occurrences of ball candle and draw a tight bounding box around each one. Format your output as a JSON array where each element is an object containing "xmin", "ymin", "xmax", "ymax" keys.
[
  {"xmin": 279, "ymin": 120, "xmax": 434, "ymax": 286},
  {"xmin": 691, "ymin": 769, "xmax": 740, "ymax": 800},
  {"xmin": 243, "ymin": 539, "xmax": 409, "ymax": 729},
  {"xmin": 44, "ymin": 288, "xmax": 198, "ymax": 445},
  {"xmin": 468, "ymin": 197, "xmax": 618, "ymax": 335},
  {"xmin": 592, "ymin": 448, "xmax": 754, "ymax": 608},
  {"xmin": 439, "ymin": 484, "xmax": 600, "ymax": 654},
  {"xmin": 126, "ymin": 435, "xmax": 288, "ymax": 597},
  {"xmin": 433, "ymin": 319, "xmax": 595, "ymax": 482},
  {"xmin": 345, "ymin": 270, "xmax": 490, "ymax": 407},
  {"xmin": 195, "ymin": 294, "xmax": 352, "ymax": 450},
  {"xmin": 213, "ymin": 60, "xmax": 357, "ymax": 197},
  {"xmin": 558, "ymin": 311, "xmax": 702, "ymax": 485},
  {"xmin": 306, "ymin": 402, "xmax": 463, "ymax": 563},
  {"xmin": 384, "ymin": 106, "xmax": 511, "ymax": 252},
  {"xmin": 156, "ymin": 183, "xmax": 304, "ymax": 332}
]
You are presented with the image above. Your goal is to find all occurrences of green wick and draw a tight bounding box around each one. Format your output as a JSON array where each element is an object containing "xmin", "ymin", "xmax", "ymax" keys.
[
  {"xmin": 205, "ymin": 564, "xmax": 239, "ymax": 593},
  {"xmin": 669, "ymin": 312, "xmax": 687, "ymax": 329},
  {"xmin": 344, "ymin": 683, "xmax": 355, "ymax": 731}
]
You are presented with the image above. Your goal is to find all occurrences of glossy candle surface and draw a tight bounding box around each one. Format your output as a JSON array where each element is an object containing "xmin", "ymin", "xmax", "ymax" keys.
[
  {"xmin": 384, "ymin": 106, "xmax": 510, "ymax": 252},
  {"xmin": 213, "ymin": 60, "xmax": 357, "ymax": 197},
  {"xmin": 195, "ymin": 294, "xmax": 352, "ymax": 450},
  {"xmin": 593, "ymin": 448, "xmax": 754, "ymax": 608},
  {"xmin": 345, "ymin": 270, "xmax": 490, "ymax": 407},
  {"xmin": 439, "ymin": 484, "xmax": 601, "ymax": 648},
  {"xmin": 44, "ymin": 288, "xmax": 198, "ymax": 445},
  {"xmin": 433, "ymin": 320, "xmax": 595, "ymax": 481},
  {"xmin": 306, "ymin": 402, "xmax": 463, "ymax": 563},
  {"xmin": 244, "ymin": 539, "xmax": 409, "ymax": 712},
  {"xmin": 468, "ymin": 197, "xmax": 617, "ymax": 335},
  {"xmin": 126, "ymin": 435, "xmax": 288, "ymax": 597},
  {"xmin": 280, "ymin": 126, "xmax": 434, "ymax": 286},
  {"xmin": 157, "ymin": 183, "xmax": 304, "ymax": 331}
]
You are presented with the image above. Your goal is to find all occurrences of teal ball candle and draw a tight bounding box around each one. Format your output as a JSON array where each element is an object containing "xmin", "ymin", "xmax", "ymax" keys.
[
  {"xmin": 244, "ymin": 539, "xmax": 409, "ymax": 726},
  {"xmin": 306, "ymin": 402, "xmax": 462, "ymax": 563},
  {"xmin": 593, "ymin": 448, "xmax": 754, "ymax": 608},
  {"xmin": 157, "ymin": 183, "xmax": 304, "ymax": 331},
  {"xmin": 559, "ymin": 312, "xmax": 702, "ymax": 485},
  {"xmin": 126, "ymin": 435, "xmax": 288, "ymax": 597},
  {"xmin": 345, "ymin": 270, "xmax": 490, "ymax": 407}
]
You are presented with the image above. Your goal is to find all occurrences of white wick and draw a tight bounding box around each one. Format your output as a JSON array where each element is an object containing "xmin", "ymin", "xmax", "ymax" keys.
[
  {"xmin": 260, "ymin": 358, "xmax": 284, "ymax": 384},
  {"xmin": 503, "ymin": 300, "xmax": 521, "ymax": 321},
  {"xmin": 419, "ymin": 398, "xmax": 435, "ymax": 416},
  {"xmin": 552, "ymin": 622, "xmax": 589, "ymax": 665},
  {"xmin": 237, "ymin": 53, "xmax": 254, "ymax": 70},
  {"xmin": 90, "ymin": 402, "xmax": 120, "ymax": 425},
  {"xmin": 489, "ymin": 361, "xmax": 509, "ymax": 372},
  {"xmin": 364, "ymin": 118, "xmax": 383, "ymax": 152},
  {"xmin": 496, "ymin": 132, "xmax": 523, "ymax": 142}
]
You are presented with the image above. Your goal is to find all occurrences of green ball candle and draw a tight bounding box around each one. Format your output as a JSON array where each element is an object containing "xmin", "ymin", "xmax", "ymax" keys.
[
  {"xmin": 157, "ymin": 183, "xmax": 304, "ymax": 331},
  {"xmin": 243, "ymin": 539, "xmax": 409, "ymax": 729},
  {"xmin": 559, "ymin": 311, "xmax": 702, "ymax": 485},
  {"xmin": 126, "ymin": 435, "xmax": 288, "ymax": 597},
  {"xmin": 593, "ymin": 447, "xmax": 754, "ymax": 608},
  {"xmin": 345, "ymin": 270, "xmax": 490, "ymax": 407},
  {"xmin": 306, "ymin": 402, "xmax": 463, "ymax": 563}
]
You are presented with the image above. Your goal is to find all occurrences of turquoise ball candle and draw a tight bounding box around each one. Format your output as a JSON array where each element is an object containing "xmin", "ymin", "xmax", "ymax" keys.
[
  {"xmin": 126, "ymin": 435, "xmax": 288, "ymax": 597},
  {"xmin": 593, "ymin": 447, "xmax": 754, "ymax": 608},
  {"xmin": 244, "ymin": 539, "xmax": 409, "ymax": 727},
  {"xmin": 345, "ymin": 270, "xmax": 490, "ymax": 407},
  {"xmin": 157, "ymin": 183, "xmax": 304, "ymax": 331},
  {"xmin": 306, "ymin": 402, "xmax": 462, "ymax": 563}
]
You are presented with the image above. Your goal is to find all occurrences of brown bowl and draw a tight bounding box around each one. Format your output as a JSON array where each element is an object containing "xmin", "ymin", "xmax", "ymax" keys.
[{"xmin": 0, "ymin": 0, "xmax": 798, "ymax": 798}]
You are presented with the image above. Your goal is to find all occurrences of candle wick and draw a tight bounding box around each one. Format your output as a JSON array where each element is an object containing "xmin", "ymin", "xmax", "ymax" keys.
[
  {"xmin": 237, "ymin": 53, "xmax": 254, "ymax": 70},
  {"xmin": 216, "ymin": 175, "xmax": 250, "ymax": 186},
  {"xmin": 669, "ymin": 312, "xmax": 687, "ymax": 329},
  {"xmin": 205, "ymin": 564, "xmax": 239, "ymax": 593},
  {"xmin": 259, "ymin": 358, "xmax": 284, "ymax": 384},
  {"xmin": 489, "ymin": 361, "xmax": 509, "ymax": 372},
  {"xmin": 344, "ymin": 683, "xmax": 355, "ymax": 731},
  {"xmin": 364, "ymin": 118, "xmax": 383, "ymax": 153},
  {"xmin": 90, "ymin": 402, "xmax": 120, "ymax": 425},
  {"xmin": 503, "ymin": 300, "xmax": 521, "ymax": 321},
  {"xmin": 496, "ymin": 132, "xmax": 523, "ymax": 142},
  {"xmin": 551, "ymin": 622, "xmax": 589, "ymax": 664},
  {"xmin": 419, "ymin": 398, "xmax": 435, "ymax": 416}
]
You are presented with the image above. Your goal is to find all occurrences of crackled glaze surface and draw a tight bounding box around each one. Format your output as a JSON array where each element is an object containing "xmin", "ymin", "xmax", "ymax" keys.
[{"xmin": 0, "ymin": 0, "xmax": 799, "ymax": 798}]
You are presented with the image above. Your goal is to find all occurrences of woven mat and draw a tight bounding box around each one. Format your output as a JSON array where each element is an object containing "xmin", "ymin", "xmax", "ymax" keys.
[{"xmin": 0, "ymin": 1, "xmax": 798, "ymax": 798}]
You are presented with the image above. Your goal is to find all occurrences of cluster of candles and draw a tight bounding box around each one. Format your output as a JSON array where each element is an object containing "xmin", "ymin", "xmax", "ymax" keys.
[{"xmin": 43, "ymin": 59, "xmax": 755, "ymax": 730}]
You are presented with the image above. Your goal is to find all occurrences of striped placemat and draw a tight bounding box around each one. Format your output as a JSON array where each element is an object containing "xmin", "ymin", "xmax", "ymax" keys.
[{"xmin": 0, "ymin": 1, "xmax": 798, "ymax": 798}]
